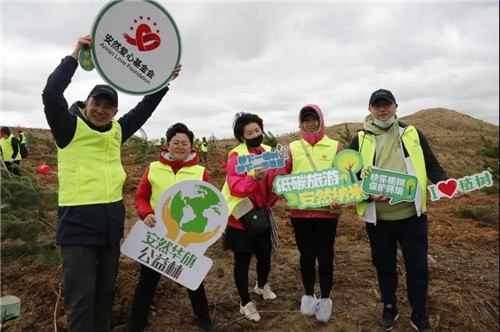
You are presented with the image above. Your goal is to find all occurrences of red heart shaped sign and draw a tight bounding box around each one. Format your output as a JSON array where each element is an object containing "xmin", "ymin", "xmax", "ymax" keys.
[{"xmin": 437, "ymin": 179, "xmax": 457, "ymax": 197}]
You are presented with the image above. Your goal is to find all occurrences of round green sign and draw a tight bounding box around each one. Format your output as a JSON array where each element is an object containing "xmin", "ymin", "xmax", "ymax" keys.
[{"xmin": 90, "ymin": 0, "xmax": 182, "ymax": 95}]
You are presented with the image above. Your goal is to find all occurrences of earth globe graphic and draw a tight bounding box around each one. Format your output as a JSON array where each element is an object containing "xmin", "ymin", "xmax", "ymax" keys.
[{"xmin": 170, "ymin": 184, "xmax": 223, "ymax": 233}]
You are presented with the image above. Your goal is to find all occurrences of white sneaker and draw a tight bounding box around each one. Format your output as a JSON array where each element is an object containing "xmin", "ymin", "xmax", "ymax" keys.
[
  {"xmin": 300, "ymin": 295, "xmax": 318, "ymax": 316},
  {"xmin": 315, "ymin": 298, "xmax": 333, "ymax": 322},
  {"xmin": 240, "ymin": 301, "xmax": 261, "ymax": 322},
  {"xmin": 254, "ymin": 282, "xmax": 277, "ymax": 300}
]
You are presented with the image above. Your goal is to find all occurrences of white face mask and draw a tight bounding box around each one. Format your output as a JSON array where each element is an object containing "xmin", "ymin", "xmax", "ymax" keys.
[{"xmin": 373, "ymin": 116, "xmax": 396, "ymax": 128}]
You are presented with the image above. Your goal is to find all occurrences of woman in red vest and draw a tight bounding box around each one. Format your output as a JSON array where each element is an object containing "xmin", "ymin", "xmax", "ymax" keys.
[{"xmin": 128, "ymin": 123, "xmax": 214, "ymax": 331}]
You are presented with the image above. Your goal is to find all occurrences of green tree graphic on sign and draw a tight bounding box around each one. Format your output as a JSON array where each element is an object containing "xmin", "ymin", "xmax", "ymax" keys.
[
  {"xmin": 406, "ymin": 179, "xmax": 417, "ymax": 196},
  {"xmin": 335, "ymin": 149, "xmax": 363, "ymax": 184}
]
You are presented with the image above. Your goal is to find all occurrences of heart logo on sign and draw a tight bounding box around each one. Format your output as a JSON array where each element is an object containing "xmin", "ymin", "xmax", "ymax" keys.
[
  {"xmin": 124, "ymin": 17, "xmax": 161, "ymax": 52},
  {"xmin": 437, "ymin": 179, "xmax": 457, "ymax": 197}
]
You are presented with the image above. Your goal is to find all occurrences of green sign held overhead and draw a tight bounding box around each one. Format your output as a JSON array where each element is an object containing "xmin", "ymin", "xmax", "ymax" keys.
[{"xmin": 361, "ymin": 166, "xmax": 419, "ymax": 204}]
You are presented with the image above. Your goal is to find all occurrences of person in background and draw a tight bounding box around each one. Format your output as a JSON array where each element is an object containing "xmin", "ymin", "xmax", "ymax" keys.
[
  {"xmin": 128, "ymin": 123, "xmax": 215, "ymax": 332},
  {"xmin": 200, "ymin": 136, "xmax": 208, "ymax": 163},
  {"xmin": 42, "ymin": 35, "xmax": 181, "ymax": 332},
  {"xmin": 349, "ymin": 89, "xmax": 464, "ymax": 332},
  {"xmin": 0, "ymin": 126, "xmax": 22, "ymax": 175},
  {"xmin": 278, "ymin": 105, "xmax": 343, "ymax": 323},
  {"xmin": 221, "ymin": 112, "xmax": 279, "ymax": 322},
  {"xmin": 16, "ymin": 128, "xmax": 28, "ymax": 159},
  {"xmin": 154, "ymin": 137, "xmax": 163, "ymax": 149},
  {"xmin": 194, "ymin": 137, "xmax": 201, "ymax": 153}
]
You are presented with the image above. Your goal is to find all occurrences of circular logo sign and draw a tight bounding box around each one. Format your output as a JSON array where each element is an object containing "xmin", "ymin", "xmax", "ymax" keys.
[
  {"xmin": 91, "ymin": 0, "xmax": 181, "ymax": 95},
  {"xmin": 154, "ymin": 180, "xmax": 228, "ymax": 251}
]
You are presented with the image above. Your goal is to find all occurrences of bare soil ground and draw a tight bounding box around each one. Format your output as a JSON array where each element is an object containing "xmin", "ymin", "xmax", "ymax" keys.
[{"xmin": 1, "ymin": 117, "xmax": 498, "ymax": 331}]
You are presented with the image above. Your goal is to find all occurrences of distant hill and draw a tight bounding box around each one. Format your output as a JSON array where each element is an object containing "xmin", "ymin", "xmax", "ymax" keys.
[
  {"xmin": 14, "ymin": 108, "xmax": 499, "ymax": 181},
  {"xmin": 216, "ymin": 108, "xmax": 498, "ymax": 178}
]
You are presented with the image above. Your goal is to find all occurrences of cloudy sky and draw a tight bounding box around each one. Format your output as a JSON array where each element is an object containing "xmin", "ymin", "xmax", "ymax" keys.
[{"xmin": 2, "ymin": 1, "xmax": 499, "ymax": 141}]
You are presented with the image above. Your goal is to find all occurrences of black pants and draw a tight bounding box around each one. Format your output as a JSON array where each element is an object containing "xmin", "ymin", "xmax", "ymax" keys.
[
  {"xmin": 365, "ymin": 214, "xmax": 429, "ymax": 315},
  {"xmin": 234, "ymin": 250, "xmax": 271, "ymax": 305},
  {"xmin": 127, "ymin": 264, "xmax": 209, "ymax": 332},
  {"xmin": 291, "ymin": 217, "xmax": 338, "ymax": 298},
  {"xmin": 61, "ymin": 243, "xmax": 120, "ymax": 332}
]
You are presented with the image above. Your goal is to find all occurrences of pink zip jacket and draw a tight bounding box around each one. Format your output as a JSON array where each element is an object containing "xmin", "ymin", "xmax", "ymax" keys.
[{"xmin": 226, "ymin": 145, "xmax": 279, "ymax": 230}]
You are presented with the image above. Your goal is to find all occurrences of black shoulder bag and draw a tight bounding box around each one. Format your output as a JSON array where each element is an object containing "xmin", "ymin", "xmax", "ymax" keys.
[
  {"xmin": 240, "ymin": 206, "xmax": 271, "ymax": 234},
  {"xmin": 240, "ymin": 171, "xmax": 271, "ymax": 234}
]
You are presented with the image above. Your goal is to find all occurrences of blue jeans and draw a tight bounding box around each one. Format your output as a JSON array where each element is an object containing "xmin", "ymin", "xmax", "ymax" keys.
[
  {"xmin": 61, "ymin": 243, "xmax": 120, "ymax": 332},
  {"xmin": 366, "ymin": 214, "xmax": 429, "ymax": 315}
]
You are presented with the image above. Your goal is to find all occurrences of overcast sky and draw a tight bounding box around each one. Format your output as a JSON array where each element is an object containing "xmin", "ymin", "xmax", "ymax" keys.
[{"xmin": 1, "ymin": 1, "xmax": 499, "ymax": 141}]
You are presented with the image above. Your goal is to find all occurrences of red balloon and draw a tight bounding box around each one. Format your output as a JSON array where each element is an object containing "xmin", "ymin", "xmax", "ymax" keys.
[{"xmin": 36, "ymin": 164, "xmax": 50, "ymax": 174}]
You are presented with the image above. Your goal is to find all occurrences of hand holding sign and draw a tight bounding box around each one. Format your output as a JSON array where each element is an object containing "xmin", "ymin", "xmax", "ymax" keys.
[
  {"xmin": 72, "ymin": 35, "xmax": 92, "ymax": 61},
  {"xmin": 235, "ymin": 144, "xmax": 288, "ymax": 174}
]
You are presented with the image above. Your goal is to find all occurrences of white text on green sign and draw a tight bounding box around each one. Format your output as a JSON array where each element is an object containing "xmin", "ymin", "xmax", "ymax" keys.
[{"xmin": 361, "ymin": 166, "xmax": 418, "ymax": 204}]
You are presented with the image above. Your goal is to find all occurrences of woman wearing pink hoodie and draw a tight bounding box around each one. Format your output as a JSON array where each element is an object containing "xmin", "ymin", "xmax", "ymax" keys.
[{"xmin": 280, "ymin": 105, "xmax": 343, "ymax": 323}]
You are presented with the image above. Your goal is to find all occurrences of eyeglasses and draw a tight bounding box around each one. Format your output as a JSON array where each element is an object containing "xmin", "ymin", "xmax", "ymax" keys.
[{"xmin": 370, "ymin": 102, "xmax": 394, "ymax": 110}]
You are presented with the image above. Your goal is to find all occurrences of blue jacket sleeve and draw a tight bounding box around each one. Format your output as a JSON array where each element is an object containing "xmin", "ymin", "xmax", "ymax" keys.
[
  {"xmin": 42, "ymin": 56, "xmax": 78, "ymax": 148},
  {"xmin": 118, "ymin": 87, "xmax": 169, "ymax": 143}
]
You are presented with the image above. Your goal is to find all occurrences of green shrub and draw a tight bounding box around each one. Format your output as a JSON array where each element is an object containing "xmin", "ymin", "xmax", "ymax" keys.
[
  {"xmin": 123, "ymin": 136, "xmax": 157, "ymax": 164},
  {"xmin": 208, "ymin": 134, "xmax": 218, "ymax": 154},
  {"xmin": 1, "ymin": 166, "xmax": 59, "ymax": 263},
  {"xmin": 452, "ymin": 205, "xmax": 498, "ymax": 223},
  {"xmin": 478, "ymin": 135, "xmax": 499, "ymax": 158},
  {"xmin": 339, "ymin": 122, "xmax": 353, "ymax": 149},
  {"xmin": 263, "ymin": 131, "xmax": 278, "ymax": 149}
]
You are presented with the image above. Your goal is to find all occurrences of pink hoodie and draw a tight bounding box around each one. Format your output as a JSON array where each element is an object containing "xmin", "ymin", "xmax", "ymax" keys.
[
  {"xmin": 279, "ymin": 104, "xmax": 342, "ymax": 219},
  {"xmin": 299, "ymin": 104, "xmax": 326, "ymax": 146}
]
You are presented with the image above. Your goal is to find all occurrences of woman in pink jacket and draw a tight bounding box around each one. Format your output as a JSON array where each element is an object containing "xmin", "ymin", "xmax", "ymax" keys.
[
  {"xmin": 280, "ymin": 105, "xmax": 343, "ymax": 323},
  {"xmin": 221, "ymin": 112, "xmax": 279, "ymax": 322}
]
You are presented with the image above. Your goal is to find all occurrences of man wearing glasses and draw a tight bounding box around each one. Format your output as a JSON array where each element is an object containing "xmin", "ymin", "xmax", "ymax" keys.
[
  {"xmin": 349, "ymin": 89, "xmax": 462, "ymax": 332},
  {"xmin": 42, "ymin": 35, "xmax": 181, "ymax": 332}
]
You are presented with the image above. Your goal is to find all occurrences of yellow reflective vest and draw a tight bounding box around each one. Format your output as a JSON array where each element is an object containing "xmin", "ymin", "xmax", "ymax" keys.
[
  {"xmin": 355, "ymin": 126, "xmax": 427, "ymax": 222},
  {"xmin": 19, "ymin": 132, "xmax": 28, "ymax": 145},
  {"xmin": 289, "ymin": 136, "xmax": 339, "ymax": 212},
  {"xmin": 200, "ymin": 141, "xmax": 208, "ymax": 153},
  {"xmin": 0, "ymin": 134, "xmax": 21, "ymax": 161},
  {"xmin": 221, "ymin": 143, "xmax": 271, "ymax": 217},
  {"xmin": 57, "ymin": 117, "xmax": 126, "ymax": 206},
  {"xmin": 148, "ymin": 161, "xmax": 205, "ymax": 210}
]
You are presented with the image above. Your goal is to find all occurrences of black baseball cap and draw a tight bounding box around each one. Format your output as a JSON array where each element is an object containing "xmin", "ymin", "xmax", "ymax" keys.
[
  {"xmin": 369, "ymin": 89, "xmax": 396, "ymax": 106},
  {"xmin": 87, "ymin": 84, "xmax": 118, "ymax": 107},
  {"xmin": 300, "ymin": 107, "xmax": 319, "ymax": 122}
]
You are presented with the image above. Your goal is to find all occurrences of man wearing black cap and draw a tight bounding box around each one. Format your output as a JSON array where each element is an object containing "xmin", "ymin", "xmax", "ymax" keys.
[
  {"xmin": 349, "ymin": 89, "xmax": 463, "ymax": 332},
  {"xmin": 42, "ymin": 35, "xmax": 181, "ymax": 332}
]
